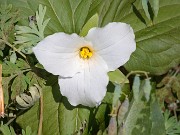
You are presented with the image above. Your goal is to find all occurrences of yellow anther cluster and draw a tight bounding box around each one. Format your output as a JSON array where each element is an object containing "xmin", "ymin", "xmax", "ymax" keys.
[{"xmin": 80, "ymin": 47, "xmax": 93, "ymax": 59}]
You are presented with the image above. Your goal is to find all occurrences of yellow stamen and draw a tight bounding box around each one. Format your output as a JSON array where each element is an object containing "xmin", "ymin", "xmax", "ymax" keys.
[{"xmin": 80, "ymin": 47, "xmax": 93, "ymax": 59}]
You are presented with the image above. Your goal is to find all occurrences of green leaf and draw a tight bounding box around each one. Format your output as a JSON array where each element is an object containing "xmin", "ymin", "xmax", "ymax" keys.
[
  {"xmin": 100, "ymin": 0, "xmax": 180, "ymax": 75},
  {"xmin": 10, "ymin": 51, "xmax": 17, "ymax": 63},
  {"xmin": 0, "ymin": 125, "xmax": 16, "ymax": 135},
  {"xmin": 132, "ymin": 75, "xmax": 140, "ymax": 101},
  {"xmin": 14, "ymin": 4, "xmax": 50, "ymax": 54},
  {"xmin": 16, "ymin": 83, "xmax": 91, "ymax": 135},
  {"xmin": 150, "ymin": 0, "xmax": 159, "ymax": 17},
  {"xmin": 142, "ymin": 0, "xmax": 151, "ymax": 20},
  {"xmin": 124, "ymin": 86, "xmax": 151, "ymax": 135},
  {"xmin": 124, "ymin": 81, "xmax": 166, "ymax": 135},
  {"xmin": 143, "ymin": 78, "xmax": 152, "ymax": 102},
  {"xmin": 150, "ymin": 93, "xmax": 166, "ymax": 135},
  {"xmin": 108, "ymin": 69, "xmax": 129, "ymax": 84},
  {"xmin": 11, "ymin": 74, "xmax": 27, "ymax": 99},
  {"xmin": 80, "ymin": 13, "xmax": 99, "ymax": 36},
  {"xmin": 164, "ymin": 110, "xmax": 180, "ymax": 135},
  {"xmin": 112, "ymin": 84, "xmax": 121, "ymax": 107},
  {"xmin": 2, "ymin": 61, "xmax": 20, "ymax": 75},
  {"xmin": 7, "ymin": 0, "xmax": 104, "ymax": 35},
  {"xmin": 124, "ymin": 0, "xmax": 180, "ymax": 75},
  {"xmin": 0, "ymin": 4, "xmax": 19, "ymax": 49}
]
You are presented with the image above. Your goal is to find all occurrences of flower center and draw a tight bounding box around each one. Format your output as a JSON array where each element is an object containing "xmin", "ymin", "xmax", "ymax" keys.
[{"xmin": 79, "ymin": 47, "xmax": 93, "ymax": 59}]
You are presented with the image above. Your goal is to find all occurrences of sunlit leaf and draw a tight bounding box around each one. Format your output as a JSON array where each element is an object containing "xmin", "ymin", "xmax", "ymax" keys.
[
  {"xmin": 150, "ymin": 0, "xmax": 159, "ymax": 17},
  {"xmin": 108, "ymin": 69, "xmax": 129, "ymax": 84},
  {"xmin": 80, "ymin": 13, "xmax": 99, "ymax": 37},
  {"xmin": 142, "ymin": 0, "xmax": 151, "ymax": 20}
]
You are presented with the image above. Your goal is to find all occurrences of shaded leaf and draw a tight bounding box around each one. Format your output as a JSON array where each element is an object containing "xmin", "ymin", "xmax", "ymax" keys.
[
  {"xmin": 150, "ymin": 93, "xmax": 166, "ymax": 135},
  {"xmin": 11, "ymin": 74, "xmax": 27, "ymax": 99},
  {"xmin": 16, "ymin": 83, "xmax": 91, "ymax": 135},
  {"xmin": 14, "ymin": 4, "xmax": 50, "ymax": 54}
]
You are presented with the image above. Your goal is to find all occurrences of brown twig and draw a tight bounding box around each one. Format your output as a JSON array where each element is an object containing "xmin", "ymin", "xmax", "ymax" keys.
[
  {"xmin": 38, "ymin": 86, "xmax": 43, "ymax": 135},
  {"xmin": 0, "ymin": 64, "xmax": 4, "ymax": 117}
]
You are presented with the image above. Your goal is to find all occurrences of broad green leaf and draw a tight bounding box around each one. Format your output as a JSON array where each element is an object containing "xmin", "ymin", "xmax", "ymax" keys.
[
  {"xmin": 6, "ymin": 0, "xmax": 103, "ymax": 35},
  {"xmin": 16, "ymin": 82, "xmax": 91, "ymax": 135},
  {"xmin": 80, "ymin": 13, "xmax": 99, "ymax": 37},
  {"xmin": 108, "ymin": 69, "xmax": 129, "ymax": 84},
  {"xmin": 100, "ymin": 0, "xmax": 180, "ymax": 75}
]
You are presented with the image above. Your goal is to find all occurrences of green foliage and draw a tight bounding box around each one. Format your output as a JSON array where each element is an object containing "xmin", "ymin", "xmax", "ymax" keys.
[
  {"xmin": 99, "ymin": 0, "xmax": 180, "ymax": 75},
  {"xmin": 14, "ymin": 4, "xmax": 50, "ymax": 54},
  {"xmin": 0, "ymin": 4, "xmax": 19, "ymax": 46},
  {"xmin": 16, "ymin": 83, "xmax": 91, "ymax": 135},
  {"xmin": 142, "ymin": 0, "xmax": 151, "ymax": 20},
  {"xmin": 156, "ymin": 68, "xmax": 180, "ymax": 109},
  {"xmin": 108, "ymin": 69, "xmax": 129, "ymax": 84},
  {"xmin": 164, "ymin": 110, "xmax": 180, "ymax": 135},
  {"xmin": 132, "ymin": 75, "xmax": 140, "ymax": 101},
  {"xmin": 0, "ymin": 0, "xmax": 179, "ymax": 135},
  {"xmin": 80, "ymin": 13, "xmax": 99, "ymax": 37},
  {"xmin": 142, "ymin": 78, "xmax": 152, "ymax": 102},
  {"xmin": 2, "ymin": 59, "xmax": 30, "ymax": 100},
  {"xmin": 124, "ymin": 81, "xmax": 165, "ymax": 135},
  {"xmin": 0, "ymin": 125, "xmax": 16, "ymax": 135},
  {"xmin": 0, "ymin": 125, "xmax": 36, "ymax": 135}
]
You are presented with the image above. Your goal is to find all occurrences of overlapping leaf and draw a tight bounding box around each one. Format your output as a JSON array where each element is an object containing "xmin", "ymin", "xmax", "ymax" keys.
[
  {"xmin": 16, "ymin": 82, "xmax": 91, "ymax": 135},
  {"xmin": 99, "ymin": 0, "xmax": 180, "ymax": 75}
]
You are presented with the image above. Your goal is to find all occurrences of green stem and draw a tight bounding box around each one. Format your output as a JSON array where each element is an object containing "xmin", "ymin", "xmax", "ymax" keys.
[{"xmin": 0, "ymin": 39, "xmax": 26, "ymax": 59}]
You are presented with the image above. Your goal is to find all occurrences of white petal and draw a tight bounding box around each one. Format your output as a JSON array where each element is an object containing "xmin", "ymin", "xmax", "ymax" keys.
[
  {"xmin": 33, "ymin": 33, "xmax": 91, "ymax": 77},
  {"xmin": 85, "ymin": 22, "xmax": 136, "ymax": 71},
  {"xmin": 58, "ymin": 54, "xmax": 109, "ymax": 107}
]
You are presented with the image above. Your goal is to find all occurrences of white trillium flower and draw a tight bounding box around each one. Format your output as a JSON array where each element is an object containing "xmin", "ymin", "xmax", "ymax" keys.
[{"xmin": 33, "ymin": 22, "xmax": 136, "ymax": 107}]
